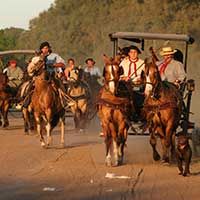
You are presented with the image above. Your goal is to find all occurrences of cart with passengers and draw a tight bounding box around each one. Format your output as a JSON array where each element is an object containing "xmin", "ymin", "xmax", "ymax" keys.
[{"xmin": 109, "ymin": 32, "xmax": 195, "ymax": 135}]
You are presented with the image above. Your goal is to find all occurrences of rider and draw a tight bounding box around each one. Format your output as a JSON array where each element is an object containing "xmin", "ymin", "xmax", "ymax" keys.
[
  {"xmin": 22, "ymin": 42, "xmax": 66, "ymax": 109},
  {"xmin": 39, "ymin": 41, "xmax": 65, "ymax": 77},
  {"xmin": 64, "ymin": 58, "xmax": 76, "ymax": 81},
  {"xmin": 84, "ymin": 58, "xmax": 101, "ymax": 78},
  {"xmin": 120, "ymin": 45, "xmax": 145, "ymax": 121},
  {"xmin": 157, "ymin": 46, "xmax": 186, "ymax": 87},
  {"xmin": 3, "ymin": 59, "xmax": 23, "ymax": 96}
]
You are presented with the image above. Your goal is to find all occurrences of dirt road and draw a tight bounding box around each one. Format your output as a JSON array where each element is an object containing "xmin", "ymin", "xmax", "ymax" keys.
[{"xmin": 0, "ymin": 114, "xmax": 200, "ymax": 200}]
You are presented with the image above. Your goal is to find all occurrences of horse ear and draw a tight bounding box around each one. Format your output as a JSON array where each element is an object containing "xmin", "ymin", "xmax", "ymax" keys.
[
  {"xmin": 102, "ymin": 67, "xmax": 106, "ymax": 77},
  {"xmin": 113, "ymin": 55, "xmax": 121, "ymax": 65},
  {"xmin": 103, "ymin": 54, "xmax": 111, "ymax": 65},
  {"xmin": 119, "ymin": 66, "xmax": 124, "ymax": 76}
]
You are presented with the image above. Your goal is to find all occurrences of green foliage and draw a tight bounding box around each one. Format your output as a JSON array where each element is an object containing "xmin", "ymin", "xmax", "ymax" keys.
[{"xmin": 1, "ymin": 0, "xmax": 200, "ymax": 67}]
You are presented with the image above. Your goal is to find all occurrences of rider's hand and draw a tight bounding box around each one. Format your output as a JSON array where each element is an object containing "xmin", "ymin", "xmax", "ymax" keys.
[{"xmin": 8, "ymin": 77, "xmax": 15, "ymax": 80}]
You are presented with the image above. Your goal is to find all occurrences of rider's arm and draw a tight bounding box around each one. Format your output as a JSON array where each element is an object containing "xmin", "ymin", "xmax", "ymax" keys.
[
  {"xmin": 52, "ymin": 53, "xmax": 66, "ymax": 68},
  {"xmin": 175, "ymin": 61, "xmax": 186, "ymax": 83}
]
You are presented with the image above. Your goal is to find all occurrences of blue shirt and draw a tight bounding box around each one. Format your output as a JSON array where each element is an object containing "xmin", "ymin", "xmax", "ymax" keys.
[{"xmin": 45, "ymin": 53, "xmax": 65, "ymax": 73}]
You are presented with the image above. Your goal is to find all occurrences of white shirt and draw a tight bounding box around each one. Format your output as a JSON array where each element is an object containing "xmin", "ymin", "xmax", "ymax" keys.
[
  {"xmin": 120, "ymin": 57, "xmax": 145, "ymax": 82},
  {"xmin": 84, "ymin": 66, "xmax": 101, "ymax": 77},
  {"xmin": 156, "ymin": 59, "xmax": 186, "ymax": 82}
]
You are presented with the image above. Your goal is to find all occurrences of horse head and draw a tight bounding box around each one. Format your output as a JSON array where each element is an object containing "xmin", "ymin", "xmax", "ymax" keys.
[
  {"xmin": 0, "ymin": 72, "xmax": 8, "ymax": 91},
  {"xmin": 144, "ymin": 58, "xmax": 161, "ymax": 97},
  {"xmin": 102, "ymin": 55, "xmax": 123, "ymax": 94},
  {"xmin": 27, "ymin": 55, "xmax": 45, "ymax": 77}
]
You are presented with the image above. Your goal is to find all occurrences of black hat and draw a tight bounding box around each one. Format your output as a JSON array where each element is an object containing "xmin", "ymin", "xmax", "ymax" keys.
[
  {"xmin": 39, "ymin": 41, "xmax": 51, "ymax": 50},
  {"xmin": 128, "ymin": 45, "xmax": 141, "ymax": 54},
  {"xmin": 85, "ymin": 58, "xmax": 95, "ymax": 64}
]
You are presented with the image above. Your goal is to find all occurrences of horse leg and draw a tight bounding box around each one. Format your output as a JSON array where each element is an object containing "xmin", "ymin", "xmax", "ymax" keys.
[
  {"xmin": 160, "ymin": 136, "xmax": 169, "ymax": 163},
  {"xmin": 105, "ymin": 134, "xmax": 112, "ymax": 167},
  {"xmin": 163, "ymin": 125, "xmax": 174, "ymax": 163},
  {"xmin": 60, "ymin": 116, "xmax": 65, "ymax": 147},
  {"xmin": 22, "ymin": 108, "xmax": 31, "ymax": 134},
  {"xmin": 2, "ymin": 101, "xmax": 9, "ymax": 128},
  {"xmin": 117, "ymin": 122, "xmax": 127, "ymax": 165},
  {"xmin": 0, "ymin": 112, "xmax": 2, "ymax": 127},
  {"xmin": 150, "ymin": 130, "xmax": 161, "ymax": 161},
  {"xmin": 35, "ymin": 115, "xmax": 45, "ymax": 147},
  {"xmin": 46, "ymin": 122, "xmax": 52, "ymax": 146}
]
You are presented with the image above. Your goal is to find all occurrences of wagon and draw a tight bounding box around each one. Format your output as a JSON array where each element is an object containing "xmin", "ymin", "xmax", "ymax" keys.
[{"xmin": 109, "ymin": 32, "xmax": 195, "ymax": 135}]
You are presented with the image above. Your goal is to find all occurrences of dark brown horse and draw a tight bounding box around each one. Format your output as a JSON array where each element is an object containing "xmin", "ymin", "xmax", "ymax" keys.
[
  {"xmin": 97, "ymin": 55, "xmax": 130, "ymax": 166},
  {"xmin": 143, "ymin": 59, "xmax": 182, "ymax": 163},
  {"xmin": 28, "ymin": 56, "xmax": 65, "ymax": 147},
  {"xmin": 0, "ymin": 73, "xmax": 11, "ymax": 127}
]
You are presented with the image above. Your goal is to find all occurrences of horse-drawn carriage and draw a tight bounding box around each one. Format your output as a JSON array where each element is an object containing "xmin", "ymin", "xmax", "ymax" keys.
[
  {"xmin": 96, "ymin": 32, "xmax": 196, "ymax": 166},
  {"xmin": 109, "ymin": 32, "xmax": 195, "ymax": 135}
]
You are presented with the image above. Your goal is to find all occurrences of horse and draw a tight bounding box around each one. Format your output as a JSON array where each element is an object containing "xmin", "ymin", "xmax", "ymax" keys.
[
  {"xmin": 65, "ymin": 67, "xmax": 91, "ymax": 131},
  {"xmin": 0, "ymin": 72, "xmax": 11, "ymax": 127},
  {"xmin": 97, "ymin": 55, "xmax": 131, "ymax": 166},
  {"xmin": 143, "ymin": 58, "xmax": 182, "ymax": 163},
  {"xmin": 27, "ymin": 56, "xmax": 66, "ymax": 147}
]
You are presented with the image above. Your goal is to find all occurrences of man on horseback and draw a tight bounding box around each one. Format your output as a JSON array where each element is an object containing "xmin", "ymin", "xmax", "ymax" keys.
[
  {"xmin": 21, "ymin": 42, "xmax": 66, "ymax": 109},
  {"xmin": 39, "ymin": 41, "xmax": 65, "ymax": 77}
]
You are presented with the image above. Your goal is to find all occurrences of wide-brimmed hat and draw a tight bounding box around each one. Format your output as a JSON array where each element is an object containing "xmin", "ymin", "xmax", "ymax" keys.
[
  {"xmin": 39, "ymin": 41, "xmax": 51, "ymax": 50},
  {"xmin": 160, "ymin": 46, "xmax": 177, "ymax": 56},
  {"xmin": 128, "ymin": 45, "xmax": 141, "ymax": 54},
  {"xmin": 85, "ymin": 58, "xmax": 95, "ymax": 64}
]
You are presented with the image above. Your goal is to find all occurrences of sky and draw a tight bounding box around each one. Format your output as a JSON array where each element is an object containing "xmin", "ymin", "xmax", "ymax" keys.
[{"xmin": 0, "ymin": 0, "xmax": 55, "ymax": 30}]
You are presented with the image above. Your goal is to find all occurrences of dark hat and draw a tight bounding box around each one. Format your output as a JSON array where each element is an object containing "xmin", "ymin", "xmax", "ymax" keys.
[
  {"xmin": 85, "ymin": 58, "xmax": 95, "ymax": 64},
  {"xmin": 128, "ymin": 45, "xmax": 141, "ymax": 54},
  {"xmin": 39, "ymin": 41, "xmax": 51, "ymax": 50}
]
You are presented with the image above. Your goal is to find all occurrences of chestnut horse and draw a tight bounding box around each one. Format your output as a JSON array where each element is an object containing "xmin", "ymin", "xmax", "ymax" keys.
[
  {"xmin": 143, "ymin": 59, "xmax": 182, "ymax": 163},
  {"xmin": 66, "ymin": 68, "xmax": 91, "ymax": 131},
  {"xmin": 97, "ymin": 55, "xmax": 130, "ymax": 166},
  {"xmin": 0, "ymin": 73, "xmax": 11, "ymax": 127},
  {"xmin": 28, "ymin": 56, "xmax": 65, "ymax": 147}
]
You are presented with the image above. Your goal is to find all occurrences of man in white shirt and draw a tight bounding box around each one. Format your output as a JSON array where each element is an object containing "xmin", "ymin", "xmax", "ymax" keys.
[
  {"xmin": 119, "ymin": 45, "xmax": 145, "ymax": 122},
  {"xmin": 84, "ymin": 58, "xmax": 101, "ymax": 78},
  {"xmin": 157, "ymin": 46, "xmax": 186, "ymax": 86},
  {"xmin": 120, "ymin": 45, "xmax": 145, "ymax": 84}
]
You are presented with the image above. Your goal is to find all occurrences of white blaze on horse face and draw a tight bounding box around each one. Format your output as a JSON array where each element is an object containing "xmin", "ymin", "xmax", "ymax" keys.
[
  {"xmin": 108, "ymin": 65, "xmax": 116, "ymax": 94},
  {"xmin": 145, "ymin": 75, "xmax": 153, "ymax": 96}
]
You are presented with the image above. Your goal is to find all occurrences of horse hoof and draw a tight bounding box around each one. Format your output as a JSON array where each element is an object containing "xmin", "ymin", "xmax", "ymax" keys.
[
  {"xmin": 3, "ymin": 123, "xmax": 9, "ymax": 128},
  {"xmin": 0, "ymin": 121, "xmax": 2, "ymax": 127},
  {"xmin": 105, "ymin": 158, "xmax": 112, "ymax": 167},
  {"xmin": 60, "ymin": 143, "xmax": 65, "ymax": 148},
  {"xmin": 153, "ymin": 152, "xmax": 161, "ymax": 161},
  {"xmin": 41, "ymin": 142, "xmax": 46, "ymax": 148}
]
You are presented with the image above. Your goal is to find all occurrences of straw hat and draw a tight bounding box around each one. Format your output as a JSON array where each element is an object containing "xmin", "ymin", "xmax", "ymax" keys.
[{"xmin": 160, "ymin": 47, "xmax": 177, "ymax": 56}]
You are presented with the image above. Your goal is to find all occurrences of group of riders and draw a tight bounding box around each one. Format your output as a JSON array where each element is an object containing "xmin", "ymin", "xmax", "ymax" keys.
[{"xmin": 0, "ymin": 41, "xmax": 186, "ymax": 130}]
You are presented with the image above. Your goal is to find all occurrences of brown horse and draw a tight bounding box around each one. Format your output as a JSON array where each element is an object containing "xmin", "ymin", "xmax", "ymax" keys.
[
  {"xmin": 28, "ymin": 56, "xmax": 65, "ymax": 147},
  {"xmin": 0, "ymin": 73, "xmax": 11, "ymax": 127},
  {"xmin": 97, "ymin": 55, "xmax": 130, "ymax": 166},
  {"xmin": 66, "ymin": 67, "xmax": 91, "ymax": 131},
  {"xmin": 143, "ymin": 59, "xmax": 182, "ymax": 163}
]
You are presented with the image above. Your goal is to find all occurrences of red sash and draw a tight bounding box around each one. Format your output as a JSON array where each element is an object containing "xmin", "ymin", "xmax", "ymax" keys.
[
  {"xmin": 159, "ymin": 58, "xmax": 171, "ymax": 75},
  {"xmin": 128, "ymin": 58, "xmax": 138, "ymax": 78}
]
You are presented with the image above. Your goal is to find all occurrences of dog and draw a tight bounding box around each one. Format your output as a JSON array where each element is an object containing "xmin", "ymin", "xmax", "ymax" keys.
[{"xmin": 176, "ymin": 134, "xmax": 192, "ymax": 176}]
